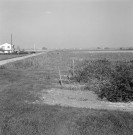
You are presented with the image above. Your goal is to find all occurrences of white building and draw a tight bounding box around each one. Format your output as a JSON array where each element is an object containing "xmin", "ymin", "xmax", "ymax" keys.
[{"xmin": 0, "ymin": 43, "xmax": 15, "ymax": 53}]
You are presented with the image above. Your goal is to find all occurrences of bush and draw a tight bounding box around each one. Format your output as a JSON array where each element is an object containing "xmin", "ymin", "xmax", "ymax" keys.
[
  {"xmin": 71, "ymin": 59, "xmax": 112, "ymax": 83},
  {"xmin": 70, "ymin": 59, "xmax": 133, "ymax": 102},
  {"xmin": 104, "ymin": 62, "xmax": 133, "ymax": 102}
]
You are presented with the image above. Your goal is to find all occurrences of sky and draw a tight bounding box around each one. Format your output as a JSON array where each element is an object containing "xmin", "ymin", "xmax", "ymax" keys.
[{"xmin": 0, "ymin": 0, "xmax": 133, "ymax": 49}]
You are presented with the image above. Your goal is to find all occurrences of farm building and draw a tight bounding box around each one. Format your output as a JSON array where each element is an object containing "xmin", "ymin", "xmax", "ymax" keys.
[{"xmin": 0, "ymin": 43, "xmax": 15, "ymax": 53}]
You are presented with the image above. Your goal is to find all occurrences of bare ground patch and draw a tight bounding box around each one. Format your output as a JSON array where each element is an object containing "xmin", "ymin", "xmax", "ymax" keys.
[{"xmin": 34, "ymin": 88, "xmax": 133, "ymax": 112}]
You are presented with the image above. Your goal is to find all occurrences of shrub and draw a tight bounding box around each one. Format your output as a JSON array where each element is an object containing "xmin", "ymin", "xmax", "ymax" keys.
[
  {"xmin": 105, "ymin": 62, "xmax": 133, "ymax": 102},
  {"xmin": 71, "ymin": 59, "xmax": 112, "ymax": 83},
  {"xmin": 70, "ymin": 59, "xmax": 133, "ymax": 102}
]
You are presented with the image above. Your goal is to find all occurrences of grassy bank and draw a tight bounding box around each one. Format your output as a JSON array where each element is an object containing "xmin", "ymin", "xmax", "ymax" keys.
[{"xmin": 0, "ymin": 51, "xmax": 133, "ymax": 135}]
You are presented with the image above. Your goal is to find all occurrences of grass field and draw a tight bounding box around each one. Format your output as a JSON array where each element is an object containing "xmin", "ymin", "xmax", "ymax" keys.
[
  {"xmin": 0, "ymin": 54, "xmax": 29, "ymax": 61},
  {"xmin": 1, "ymin": 50, "xmax": 133, "ymax": 135}
]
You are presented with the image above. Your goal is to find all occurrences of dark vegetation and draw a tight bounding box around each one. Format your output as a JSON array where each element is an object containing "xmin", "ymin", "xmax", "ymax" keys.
[
  {"xmin": 70, "ymin": 59, "xmax": 133, "ymax": 102},
  {"xmin": 0, "ymin": 51, "xmax": 133, "ymax": 134}
]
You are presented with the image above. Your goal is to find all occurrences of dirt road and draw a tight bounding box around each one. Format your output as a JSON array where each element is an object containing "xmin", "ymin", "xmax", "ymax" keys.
[{"xmin": 0, "ymin": 52, "xmax": 46, "ymax": 66}]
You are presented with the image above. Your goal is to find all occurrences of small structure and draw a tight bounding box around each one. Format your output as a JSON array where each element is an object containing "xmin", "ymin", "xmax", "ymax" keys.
[{"xmin": 0, "ymin": 43, "xmax": 15, "ymax": 53}]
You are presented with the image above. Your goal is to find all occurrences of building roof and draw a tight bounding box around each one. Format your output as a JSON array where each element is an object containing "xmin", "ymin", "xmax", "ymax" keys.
[{"xmin": 0, "ymin": 43, "xmax": 14, "ymax": 46}]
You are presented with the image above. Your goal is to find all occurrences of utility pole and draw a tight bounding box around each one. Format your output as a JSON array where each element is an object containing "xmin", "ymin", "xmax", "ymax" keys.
[
  {"xmin": 11, "ymin": 34, "xmax": 13, "ymax": 53},
  {"xmin": 11, "ymin": 34, "xmax": 12, "ymax": 45}
]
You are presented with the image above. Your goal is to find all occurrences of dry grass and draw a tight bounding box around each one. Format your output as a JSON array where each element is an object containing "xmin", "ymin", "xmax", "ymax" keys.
[{"xmin": 0, "ymin": 51, "xmax": 133, "ymax": 135}]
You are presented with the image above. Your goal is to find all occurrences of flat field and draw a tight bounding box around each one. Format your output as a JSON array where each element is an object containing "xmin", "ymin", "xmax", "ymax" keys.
[
  {"xmin": 1, "ymin": 50, "xmax": 133, "ymax": 135},
  {"xmin": 0, "ymin": 54, "xmax": 28, "ymax": 61}
]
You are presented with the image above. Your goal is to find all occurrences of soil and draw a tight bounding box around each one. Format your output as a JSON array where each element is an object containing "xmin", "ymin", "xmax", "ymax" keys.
[{"xmin": 37, "ymin": 88, "xmax": 133, "ymax": 112}]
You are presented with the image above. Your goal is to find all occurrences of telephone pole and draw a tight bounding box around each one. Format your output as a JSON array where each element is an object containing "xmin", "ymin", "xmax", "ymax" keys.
[
  {"xmin": 11, "ymin": 34, "xmax": 13, "ymax": 53},
  {"xmin": 11, "ymin": 34, "xmax": 12, "ymax": 45}
]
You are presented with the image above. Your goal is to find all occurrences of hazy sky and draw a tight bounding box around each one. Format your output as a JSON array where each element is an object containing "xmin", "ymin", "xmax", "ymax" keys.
[{"xmin": 0, "ymin": 0, "xmax": 133, "ymax": 49}]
